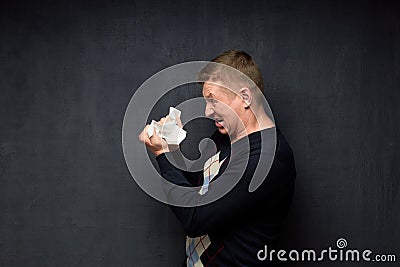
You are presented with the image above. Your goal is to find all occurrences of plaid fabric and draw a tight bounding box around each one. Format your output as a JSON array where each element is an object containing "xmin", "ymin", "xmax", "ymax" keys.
[
  {"xmin": 185, "ymin": 235, "xmax": 211, "ymax": 267},
  {"xmin": 185, "ymin": 152, "xmax": 225, "ymax": 267},
  {"xmin": 199, "ymin": 152, "xmax": 221, "ymax": 195}
]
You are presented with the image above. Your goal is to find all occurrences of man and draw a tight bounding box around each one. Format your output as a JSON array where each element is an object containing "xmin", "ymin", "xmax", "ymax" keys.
[{"xmin": 139, "ymin": 50, "xmax": 296, "ymax": 266}]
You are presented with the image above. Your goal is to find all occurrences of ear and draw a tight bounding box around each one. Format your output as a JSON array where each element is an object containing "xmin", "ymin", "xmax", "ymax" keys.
[{"xmin": 239, "ymin": 87, "xmax": 252, "ymax": 109}]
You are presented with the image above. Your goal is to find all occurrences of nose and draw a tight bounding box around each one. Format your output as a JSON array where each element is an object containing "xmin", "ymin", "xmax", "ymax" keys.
[{"xmin": 204, "ymin": 102, "xmax": 214, "ymax": 118}]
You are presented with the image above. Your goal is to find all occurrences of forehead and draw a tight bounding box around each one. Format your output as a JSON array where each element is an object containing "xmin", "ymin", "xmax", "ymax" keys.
[{"xmin": 202, "ymin": 82, "xmax": 228, "ymax": 97}]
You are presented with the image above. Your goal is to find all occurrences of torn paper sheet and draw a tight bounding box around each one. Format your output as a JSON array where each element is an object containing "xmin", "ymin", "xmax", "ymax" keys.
[{"xmin": 147, "ymin": 107, "xmax": 187, "ymax": 145}]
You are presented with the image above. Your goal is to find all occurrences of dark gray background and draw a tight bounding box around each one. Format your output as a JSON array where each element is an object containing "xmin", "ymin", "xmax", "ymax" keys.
[{"xmin": 1, "ymin": 0, "xmax": 399, "ymax": 266}]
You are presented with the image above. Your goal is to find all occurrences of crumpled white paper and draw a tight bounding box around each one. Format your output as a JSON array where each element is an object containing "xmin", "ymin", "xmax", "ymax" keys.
[{"xmin": 147, "ymin": 107, "xmax": 187, "ymax": 145}]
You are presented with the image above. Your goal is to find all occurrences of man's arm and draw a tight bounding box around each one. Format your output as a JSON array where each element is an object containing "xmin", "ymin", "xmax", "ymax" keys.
[{"xmin": 156, "ymin": 150, "xmax": 293, "ymax": 238}]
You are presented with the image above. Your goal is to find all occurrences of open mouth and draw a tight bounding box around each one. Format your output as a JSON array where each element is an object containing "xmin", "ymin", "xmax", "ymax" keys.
[{"xmin": 214, "ymin": 119, "xmax": 224, "ymax": 127}]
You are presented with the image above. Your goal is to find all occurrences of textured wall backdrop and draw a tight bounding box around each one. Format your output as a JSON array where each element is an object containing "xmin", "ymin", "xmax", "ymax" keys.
[{"xmin": 0, "ymin": 1, "xmax": 399, "ymax": 266}]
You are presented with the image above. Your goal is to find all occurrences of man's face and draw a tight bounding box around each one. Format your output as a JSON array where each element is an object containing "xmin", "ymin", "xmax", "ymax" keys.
[{"xmin": 203, "ymin": 82, "xmax": 246, "ymax": 137}]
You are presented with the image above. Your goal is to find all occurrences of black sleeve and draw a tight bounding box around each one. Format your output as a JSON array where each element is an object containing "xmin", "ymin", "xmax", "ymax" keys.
[
  {"xmin": 163, "ymin": 130, "xmax": 229, "ymax": 187},
  {"xmin": 156, "ymin": 149, "xmax": 290, "ymax": 238},
  {"xmin": 166, "ymin": 149, "xmax": 203, "ymax": 187}
]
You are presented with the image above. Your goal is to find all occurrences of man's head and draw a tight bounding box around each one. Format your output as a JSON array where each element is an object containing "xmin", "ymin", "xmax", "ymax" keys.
[
  {"xmin": 211, "ymin": 49, "xmax": 264, "ymax": 93},
  {"xmin": 199, "ymin": 50, "xmax": 267, "ymax": 139}
]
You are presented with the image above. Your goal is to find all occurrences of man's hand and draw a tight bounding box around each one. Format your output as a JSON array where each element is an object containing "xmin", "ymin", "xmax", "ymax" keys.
[{"xmin": 138, "ymin": 116, "xmax": 181, "ymax": 157}]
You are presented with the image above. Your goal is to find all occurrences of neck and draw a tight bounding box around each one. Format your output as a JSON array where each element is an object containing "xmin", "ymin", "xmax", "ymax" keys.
[{"xmin": 231, "ymin": 107, "xmax": 275, "ymax": 144}]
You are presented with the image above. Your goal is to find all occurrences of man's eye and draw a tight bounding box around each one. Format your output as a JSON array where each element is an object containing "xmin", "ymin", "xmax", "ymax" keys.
[{"xmin": 206, "ymin": 98, "xmax": 218, "ymax": 104}]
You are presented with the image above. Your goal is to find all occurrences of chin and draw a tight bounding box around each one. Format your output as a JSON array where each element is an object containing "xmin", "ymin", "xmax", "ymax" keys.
[{"xmin": 217, "ymin": 127, "xmax": 228, "ymax": 135}]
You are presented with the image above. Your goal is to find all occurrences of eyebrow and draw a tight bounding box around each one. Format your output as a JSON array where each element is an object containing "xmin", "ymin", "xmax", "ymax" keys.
[{"xmin": 203, "ymin": 88, "xmax": 215, "ymax": 98}]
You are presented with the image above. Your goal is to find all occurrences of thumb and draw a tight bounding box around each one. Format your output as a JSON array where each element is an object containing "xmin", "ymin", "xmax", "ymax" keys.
[{"xmin": 150, "ymin": 127, "xmax": 163, "ymax": 144}]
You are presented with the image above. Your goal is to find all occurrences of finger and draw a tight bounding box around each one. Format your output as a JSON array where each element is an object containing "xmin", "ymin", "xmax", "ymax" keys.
[
  {"xmin": 149, "ymin": 127, "xmax": 162, "ymax": 145},
  {"xmin": 143, "ymin": 131, "xmax": 153, "ymax": 147},
  {"xmin": 138, "ymin": 126, "xmax": 146, "ymax": 141},
  {"xmin": 152, "ymin": 131, "xmax": 168, "ymax": 151},
  {"xmin": 139, "ymin": 125, "xmax": 151, "ymax": 144},
  {"xmin": 159, "ymin": 116, "xmax": 168, "ymax": 124},
  {"xmin": 156, "ymin": 134, "xmax": 168, "ymax": 149},
  {"xmin": 149, "ymin": 127, "xmax": 157, "ymax": 139}
]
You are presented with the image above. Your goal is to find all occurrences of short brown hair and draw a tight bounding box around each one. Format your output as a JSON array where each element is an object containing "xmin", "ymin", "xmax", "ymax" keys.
[{"xmin": 210, "ymin": 50, "xmax": 264, "ymax": 92}]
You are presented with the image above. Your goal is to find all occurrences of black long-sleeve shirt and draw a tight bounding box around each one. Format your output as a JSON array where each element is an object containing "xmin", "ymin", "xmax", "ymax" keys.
[{"xmin": 156, "ymin": 127, "xmax": 296, "ymax": 266}]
